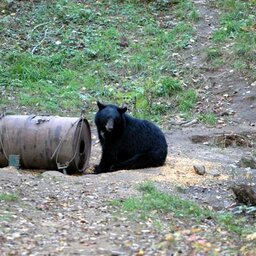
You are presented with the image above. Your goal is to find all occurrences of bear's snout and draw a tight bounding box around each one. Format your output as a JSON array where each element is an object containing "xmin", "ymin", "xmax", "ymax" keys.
[{"xmin": 105, "ymin": 118, "xmax": 114, "ymax": 132}]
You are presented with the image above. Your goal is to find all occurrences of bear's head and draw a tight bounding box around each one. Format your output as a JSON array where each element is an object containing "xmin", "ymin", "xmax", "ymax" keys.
[{"xmin": 95, "ymin": 101, "xmax": 127, "ymax": 138}]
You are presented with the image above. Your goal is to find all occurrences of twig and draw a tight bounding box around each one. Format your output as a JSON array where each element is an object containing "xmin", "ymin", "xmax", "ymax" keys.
[
  {"xmin": 181, "ymin": 119, "xmax": 198, "ymax": 127},
  {"xmin": 31, "ymin": 22, "xmax": 50, "ymax": 33},
  {"xmin": 26, "ymin": 22, "xmax": 50, "ymax": 40},
  {"xmin": 31, "ymin": 28, "xmax": 48, "ymax": 54}
]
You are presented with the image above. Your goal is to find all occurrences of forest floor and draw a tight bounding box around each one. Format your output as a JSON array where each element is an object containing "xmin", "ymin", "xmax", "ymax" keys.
[{"xmin": 1, "ymin": 0, "xmax": 256, "ymax": 255}]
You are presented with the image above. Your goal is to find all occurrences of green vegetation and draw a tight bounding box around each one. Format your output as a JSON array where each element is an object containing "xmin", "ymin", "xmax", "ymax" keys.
[
  {"xmin": 0, "ymin": 0, "xmax": 254, "ymax": 122},
  {"xmin": 112, "ymin": 182, "xmax": 255, "ymax": 235},
  {"xmin": 204, "ymin": 47, "xmax": 223, "ymax": 69},
  {"xmin": 0, "ymin": 0, "xmax": 198, "ymax": 121},
  {"xmin": 198, "ymin": 112, "xmax": 218, "ymax": 125},
  {"xmin": 0, "ymin": 192, "xmax": 18, "ymax": 202},
  {"xmin": 177, "ymin": 88, "xmax": 197, "ymax": 112},
  {"xmin": 118, "ymin": 181, "xmax": 213, "ymax": 220},
  {"xmin": 207, "ymin": 0, "xmax": 256, "ymax": 78},
  {"xmin": 0, "ymin": 215, "xmax": 10, "ymax": 222}
]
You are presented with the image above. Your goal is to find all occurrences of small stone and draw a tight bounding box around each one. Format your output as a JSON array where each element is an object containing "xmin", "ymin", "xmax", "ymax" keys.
[
  {"xmin": 12, "ymin": 232, "xmax": 21, "ymax": 239},
  {"xmin": 42, "ymin": 171, "xmax": 64, "ymax": 177},
  {"xmin": 209, "ymin": 169, "xmax": 221, "ymax": 177},
  {"xmin": 141, "ymin": 229, "xmax": 150, "ymax": 234},
  {"xmin": 131, "ymin": 243, "xmax": 140, "ymax": 251},
  {"xmin": 193, "ymin": 165, "xmax": 206, "ymax": 175},
  {"xmin": 111, "ymin": 250, "xmax": 126, "ymax": 256}
]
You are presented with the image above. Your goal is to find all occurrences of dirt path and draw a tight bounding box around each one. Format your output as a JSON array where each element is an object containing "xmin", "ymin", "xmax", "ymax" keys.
[
  {"xmin": 0, "ymin": 1, "xmax": 256, "ymax": 255},
  {"xmin": 182, "ymin": 0, "xmax": 256, "ymax": 126}
]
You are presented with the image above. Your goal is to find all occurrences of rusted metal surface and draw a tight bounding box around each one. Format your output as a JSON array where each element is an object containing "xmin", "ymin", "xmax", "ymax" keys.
[{"xmin": 0, "ymin": 115, "xmax": 91, "ymax": 174}]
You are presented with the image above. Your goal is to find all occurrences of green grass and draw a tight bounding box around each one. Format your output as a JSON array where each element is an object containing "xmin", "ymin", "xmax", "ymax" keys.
[
  {"xmin": 207, "ymin": 0, "xmax": 256, "ymax": 78},
  {"xmin": 0, "ymin": 215, "xmax": 11, "ymax": 222},
  {"xmin": 177, "ymin": 88, "xmax": 198, "ymax": 112},
  {"xmin": 173, "ymin": 0, "xmax": 200, "ymax": 22},
  {"xmin": 156, "ymin": 77, "xmax": 182, "ymax": 97},
  {"xmin": 0, "ymin": 192, "xmax": 18, "ymax": 202},
  {"xmin": 0, "ymin": 0, "xmax": 254, "ymax": 121},
  {"xmin": 122, "ymin": 182, "xmax": 212, "ymax": 220},
  {"xmin": 0, "ymin": 0, "xmax": 198, "ymax": 121},
  {"xmin": 204, "ymin": 46, "xmax": 225, "ymax": 70},
  {"xmin": 111, "ymin": 182, "xmax": 255, "ymax": 236},
  {"xmin": 205, "ymin": 47, "xmax": 222, "ymax": 62},
  {"xmin": 198, "ymin": 112, "xmax": 218, "ymax": 125}
]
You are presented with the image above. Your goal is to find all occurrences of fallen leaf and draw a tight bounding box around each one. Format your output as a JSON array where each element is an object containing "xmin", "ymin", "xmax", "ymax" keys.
[
  {"xmin": 165, "ymin": 234, "xmax": 175, "ymax": 242},
  {"xmin": 136, "ymin": 249, "xmax": 145, "ymax": 256},
  {"xmin": 246, "ymin": 233, "xmax": 256, "ymax": 241},
  {"xmin": 242, "ymin": 25, "xmax": 256, "ymax": 32}
]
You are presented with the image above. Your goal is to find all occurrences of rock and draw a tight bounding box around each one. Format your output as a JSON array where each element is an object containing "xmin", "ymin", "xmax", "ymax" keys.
[
  {"xmin": 111, "ymin": 250, "xmax": 126, "ymax": 256},
  {"xmin": 208, "ymin": 169, "xmax": 221, "ymax": 177},
  {"xmin": 193, "ymin": 165, "xmax": 206, "ymax": 175},
  {"xmin": 231, "ymin": 184, "xmax": 256, "ymax": 205},
  {"xmin": 237, "ymin": 154, "xmax": 256, "ymax": 169},
  {"xmin": 41, "ymin": 171, "xmax": 64, "ymax": 177},
  {"xmin": 1, "ymin": 166, "xmax": 20, "ymax": 174}
]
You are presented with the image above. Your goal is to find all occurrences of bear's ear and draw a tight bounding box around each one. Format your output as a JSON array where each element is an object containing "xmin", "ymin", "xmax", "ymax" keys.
[
  {"xmin": 97, "ymin": 101, "xmax": 106, "ymax": 110},
  {"xmin": 118, "ymin": 106, "xmax": 127, "ymax": 114}
]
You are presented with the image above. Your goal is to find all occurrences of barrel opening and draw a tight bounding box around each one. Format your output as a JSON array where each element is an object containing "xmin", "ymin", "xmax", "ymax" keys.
[
  {"xmin": 77, "ymin": 146, "xmax": 86, "ymax": 171},
  {"xmin": 79, "ymin": 140, "xmax": 85, "ymax": 154},
  {"xmin": 77, "ymin": 157, "xmax": 85, "ymax": 170}
]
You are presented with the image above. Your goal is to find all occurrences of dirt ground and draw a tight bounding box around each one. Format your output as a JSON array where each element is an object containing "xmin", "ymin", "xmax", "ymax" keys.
[
  {"xmin": 0, "ymin": 123, "xmax": 255, "ymax": 255},
  {"xmin": 0, "ymin": 0, "xmax": 256, "ymax": 255}
]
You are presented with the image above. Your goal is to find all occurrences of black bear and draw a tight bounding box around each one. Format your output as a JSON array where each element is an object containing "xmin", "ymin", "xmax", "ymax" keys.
[{"xmin": 94, "ymin": 101, "xmax": 168, "ymax": 173}]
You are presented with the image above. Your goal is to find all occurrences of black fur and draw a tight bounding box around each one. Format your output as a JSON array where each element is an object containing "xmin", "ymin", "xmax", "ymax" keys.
[{"xmin": 94, "ymin": 101, "xmax": 168, "ymax": 173}]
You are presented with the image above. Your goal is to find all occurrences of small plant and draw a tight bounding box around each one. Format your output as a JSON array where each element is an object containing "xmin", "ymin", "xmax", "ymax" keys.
[
  {"xmin": 198, "ymin": 112, "xmax": 218, "ymax": 125},
  {"xmin": 0, "ymin": 215, "xmax": 11, "ymax": 221},
  {"xmin": 156, "ymin": 77, "xmax": 182, "ymax": 96},
  {"xmin": 204, "ymin": 46, "xmax": 224, "ymax": 69},
  {"xmin": 0, "ymin": 192, "xmax": 18, "ymax": 202},
  {"xmin": 177, "ymin": 88, "xmax": 198, "ymax": 113},
  {"xmin": 212, "ymin": 29, "xmax": 228, "ymax": 43},
  {"xmin": 174, "ymin": 0, "xmax": 200, "ymax": 22},
  {"xmin": 205, "ymin": 47, "xmax": 222, "ymax": 62}
]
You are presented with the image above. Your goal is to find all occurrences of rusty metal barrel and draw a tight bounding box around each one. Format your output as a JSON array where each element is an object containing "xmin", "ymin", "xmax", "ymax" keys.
[{"xmin": 0, "ymin": 115, "xmax": 91, "ymax": 174}]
